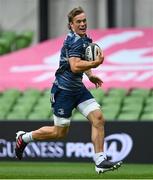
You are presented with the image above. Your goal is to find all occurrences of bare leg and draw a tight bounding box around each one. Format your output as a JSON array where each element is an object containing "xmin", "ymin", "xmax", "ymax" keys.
[
  {"xmin": 32, "ymin": 125, "xmax": 69, "ymax": 140},
  {"xmin": 87, "ymin": 109, "xmax": 105, "ymax": 153}
]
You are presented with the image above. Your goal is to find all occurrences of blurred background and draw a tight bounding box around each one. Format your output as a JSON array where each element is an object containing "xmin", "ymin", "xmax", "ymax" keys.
[
  {"xmin": 0, "ymin": 0, "xmax": 153, "ymax": 169},
  {"xmin": 0, "ymin": 0, "xmax": 153, "ymax": 43}
]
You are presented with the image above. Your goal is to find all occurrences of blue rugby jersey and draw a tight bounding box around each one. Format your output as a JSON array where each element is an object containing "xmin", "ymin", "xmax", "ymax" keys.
[{"xmin": 54, "ymin": 31, "xmax": 92, "ymax": 91}]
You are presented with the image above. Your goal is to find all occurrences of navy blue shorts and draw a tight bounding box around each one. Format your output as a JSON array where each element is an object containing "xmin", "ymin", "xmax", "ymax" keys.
[{"xmin": 50, "ymin": 84, "xmax": 94, "ymax": 118}]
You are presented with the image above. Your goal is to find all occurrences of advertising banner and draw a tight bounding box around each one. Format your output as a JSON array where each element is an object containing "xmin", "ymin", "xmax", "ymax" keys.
[
  {"xmin": 0, "ymin": 121, "xmax": 152, "ymax": 163},
  {"xmin": 0, "ymin": 28, "xmax": 153, "ymax": 90}
]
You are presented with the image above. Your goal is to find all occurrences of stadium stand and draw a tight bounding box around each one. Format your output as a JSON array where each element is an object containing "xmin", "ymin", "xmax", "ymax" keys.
[
  {"xmin": 0, "ymin": 36, "xmax": 11, "ymax": 55},
  {"xmin": 0, "ymin": 88, "xmax": 153, "ymax": 121},
  {"xmin": 0, "ymin": 30, "xmax": 33, "ymax": 55},
  {"xmin": 15, "ymin": 31, "xmax": 34, "ymax": 50}
]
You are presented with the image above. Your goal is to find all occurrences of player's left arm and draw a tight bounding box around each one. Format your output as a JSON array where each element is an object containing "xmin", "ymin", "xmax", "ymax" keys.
[
  {"xmin": 85, "ymin": 69, "xmax": 103, "ymax": 88},
  {"xmin": 85, "ymin": 47, "xmax": 104, "ymax": 88}
]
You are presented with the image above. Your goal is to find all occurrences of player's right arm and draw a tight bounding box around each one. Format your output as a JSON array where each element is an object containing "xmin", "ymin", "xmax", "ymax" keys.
[{"xmin": 69, "ymin": 50, "xmax": 104, "ymax": 73}]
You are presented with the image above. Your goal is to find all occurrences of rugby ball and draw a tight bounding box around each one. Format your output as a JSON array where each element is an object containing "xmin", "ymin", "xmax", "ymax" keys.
[{"xmin": 85, "ymin": 43, "xmax": 100, "ymax": 61}]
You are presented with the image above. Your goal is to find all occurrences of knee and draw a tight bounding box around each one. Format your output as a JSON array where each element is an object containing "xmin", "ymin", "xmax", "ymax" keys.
[
  {"xmin": 53, "ymin": 126, "xmax": 69, "ymax": 139},
  {"xmin": 90, "ymin": 111, "xmax": 105, "ymax": 128},
  {"xmin": 95, "ymin": 115, "xmax": 105, "ymax": 128}
]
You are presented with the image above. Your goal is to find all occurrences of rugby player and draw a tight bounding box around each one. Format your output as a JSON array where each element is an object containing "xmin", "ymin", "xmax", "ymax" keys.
[{"xmin": 15, "ymin": 7, "xmax": 122, "ymax": 173}]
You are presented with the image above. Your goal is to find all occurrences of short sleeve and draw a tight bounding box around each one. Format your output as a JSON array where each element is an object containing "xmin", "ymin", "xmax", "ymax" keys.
[{"xmin": 68, "ymin": 38, "xmax": 83, "ymax": 58}]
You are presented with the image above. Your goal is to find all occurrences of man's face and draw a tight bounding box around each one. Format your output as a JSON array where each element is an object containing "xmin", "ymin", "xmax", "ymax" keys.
[{"xmin": 70, "ymin": 13, "xmax": 87, "ymax": 37}]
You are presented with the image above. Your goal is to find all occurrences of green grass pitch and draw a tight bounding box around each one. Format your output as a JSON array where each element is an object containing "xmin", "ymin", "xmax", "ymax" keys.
[{"xmin": 0, "ymin": 162, "xmax": 153, "ymax": 179}]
